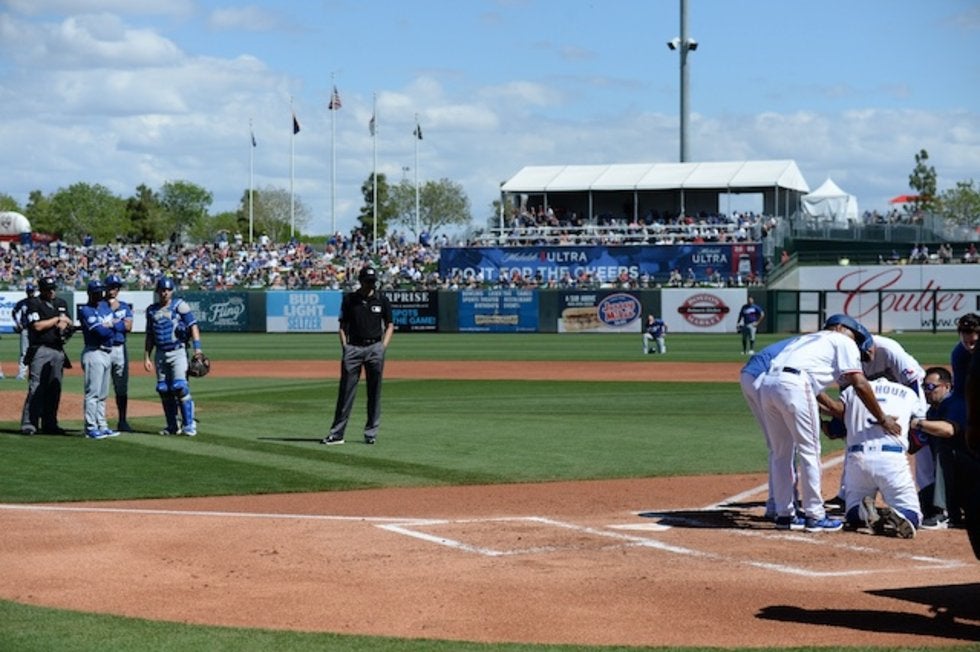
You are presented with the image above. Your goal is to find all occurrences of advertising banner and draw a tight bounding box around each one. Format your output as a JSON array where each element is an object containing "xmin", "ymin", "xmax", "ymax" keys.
[
  {"xmin": 457, "ymin": 289, "xmax": 538, "ymax": 332},
  {"xmin": 0, "ymin": 292, "xmax": 18, "ymax": 333},
  {"xmin": 266, "ymin": 291, "xmax": 341, "ymax": 333},
  {"xmin": 794, "ymin": 265, "xmax": 980, "ymax": 331},
  {"xmin": 439, "ymin": 244, "xmax": 762, "ymax": 285},
  {"xmin": 388, "ymin": 290, "xmax": 438, "ymax": 332},
  {"xmin": 557, "ymin": 291, "xmax": 643, "ymax": 333},
  {"xmin": 181, "ymin": 292, "xmax": 249, "ymax": 332},
  {"xmin": 661, "ymin": 288, "xmax": 747, "ymax": 333}
]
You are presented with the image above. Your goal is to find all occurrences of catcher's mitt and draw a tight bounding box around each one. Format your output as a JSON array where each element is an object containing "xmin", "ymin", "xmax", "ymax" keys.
[{"xmin": 188, "ymin": 352, "xmax": 211, "ymax": 378}]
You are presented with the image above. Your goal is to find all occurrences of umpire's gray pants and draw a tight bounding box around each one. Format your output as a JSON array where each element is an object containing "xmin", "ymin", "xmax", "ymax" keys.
[
  {"xmin": 329, "ymin": 342, "xmax": 385, "ymax": 439},
  {"xmin": 82, "ymin": 347, "xmax": 112, "ymax": 432},
  {"xmin": 21, "ymin": 345, "xmax": 66, "ymax": 432}
]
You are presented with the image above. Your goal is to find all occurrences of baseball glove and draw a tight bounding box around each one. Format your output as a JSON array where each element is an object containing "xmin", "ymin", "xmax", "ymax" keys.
[{"xmin": 188, "ymin": 352, "xmax": 211, "ymax": 378}]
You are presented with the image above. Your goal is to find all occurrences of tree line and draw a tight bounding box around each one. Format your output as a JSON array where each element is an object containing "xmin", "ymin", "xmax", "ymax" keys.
[{"xmin": 0, "ymin": 174, "xmax": 474, "ymax": 244}]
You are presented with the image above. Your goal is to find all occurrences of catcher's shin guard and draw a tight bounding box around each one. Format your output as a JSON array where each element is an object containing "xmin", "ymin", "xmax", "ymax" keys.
[{"xmin": 179, "ymin": 395, "xmax": 195, "ymax": 430}]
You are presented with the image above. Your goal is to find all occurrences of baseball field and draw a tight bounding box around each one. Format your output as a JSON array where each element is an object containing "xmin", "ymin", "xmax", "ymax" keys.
[{"xmin": 0, "ymin": 331, "xmax": 977, "ymax": 651}]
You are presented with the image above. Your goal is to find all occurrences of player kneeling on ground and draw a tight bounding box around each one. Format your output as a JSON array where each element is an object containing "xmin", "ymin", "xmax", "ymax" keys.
[{"xmin": 822, "ymin": 375, "xmax": 924, "ymax": 538}]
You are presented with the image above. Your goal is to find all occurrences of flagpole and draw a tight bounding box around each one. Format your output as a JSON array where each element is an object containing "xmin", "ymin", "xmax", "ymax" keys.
[
  {"xmin": 411, "ymin": 113, "xmax": 418, "ymax": 239},
  {"xmin": 372, "ymin": 92, "xmax": 378, "ymax": 253},
  {"xmin": 330, "ymin": 74, "xmax": 337, "ymax": 236},
  {"xmin": 290, "ymin": 96, "xmax": 295, "ymax": 240},
  {"xmin": 249, "ymin": 118, "xmax": 254, "ymax": 246}
]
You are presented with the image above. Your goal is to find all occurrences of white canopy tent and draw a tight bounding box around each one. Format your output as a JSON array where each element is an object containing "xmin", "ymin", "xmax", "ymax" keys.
[
  {"xmin": 0, "ymin": 211, "xmax": 31, "ymax": 235},
  {"xmin": 801, "ymin": 178, "xmax": 858, "ymax": 226},
  {"xmin": 499, "ymin": 159, "xmax": 810, "ymax": 224}
]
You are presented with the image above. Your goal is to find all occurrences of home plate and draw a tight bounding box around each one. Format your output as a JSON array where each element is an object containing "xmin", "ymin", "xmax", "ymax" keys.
[{"xmin": 607, "ymin": 523, "xmax": 672, "ymax": 532}]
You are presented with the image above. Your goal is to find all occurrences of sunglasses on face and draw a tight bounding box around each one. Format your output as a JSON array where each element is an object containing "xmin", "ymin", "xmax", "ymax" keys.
[{"xmin": 923, "ymin": 382, "xmax": 943, "ymax": 391}]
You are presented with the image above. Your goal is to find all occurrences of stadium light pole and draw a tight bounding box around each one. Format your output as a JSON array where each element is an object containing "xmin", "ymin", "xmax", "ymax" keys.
[{"xmin": 667, "ymin": 0, "xmax": 697, "ymax": 163}]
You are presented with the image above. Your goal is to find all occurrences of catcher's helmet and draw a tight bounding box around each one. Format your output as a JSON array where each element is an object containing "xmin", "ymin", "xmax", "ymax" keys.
[
  {"xmin": 39, "ymin": 277, "xmax": 57, "ymax": 292},
  {"xmin": 156, "ymin": 277, "xmax": 176, "ymax": 292},
  {"xmin": 105, "ymin": 274, "xmax": 124, "ymax": 288},
  {"xmin": 87, "ymin": 279, "xmax": 105, "ymax": 294},
  {"xmin": 358, "ymin": 266, "xmax": 378, "ymax": 283}
]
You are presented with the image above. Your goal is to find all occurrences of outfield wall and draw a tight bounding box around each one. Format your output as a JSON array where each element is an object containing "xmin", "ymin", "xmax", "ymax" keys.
[{"xmin": 1, "ymin": 263, "xmax": 976, "ymax": 335}]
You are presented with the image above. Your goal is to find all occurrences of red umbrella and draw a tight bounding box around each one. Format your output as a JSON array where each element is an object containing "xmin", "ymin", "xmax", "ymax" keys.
[{"xmin": 889, "ymin": 194, "xmax": 920, "ymax": 204}]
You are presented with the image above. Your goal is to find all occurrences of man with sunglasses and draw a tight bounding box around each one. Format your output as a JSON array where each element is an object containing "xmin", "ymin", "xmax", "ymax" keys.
[{"xmin": 913, "ymin": 367, "xmax": 977, "ymax": 530}]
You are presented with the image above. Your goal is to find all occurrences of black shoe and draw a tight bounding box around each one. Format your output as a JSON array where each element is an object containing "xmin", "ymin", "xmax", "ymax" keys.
[
  {"xmin": 364, "ymin": 436, "xmax": 376, "ymax": 445},
  {"xmin": 40, "ymin": 427, "xmax": 69, "ymax": 435},
  {"xmin": 321, "ymin": 434, "xmax": 345, "ymax": 445},
  {"xmin": 824, "ymin": 495, "xmax": 846, "ymax": 511}
]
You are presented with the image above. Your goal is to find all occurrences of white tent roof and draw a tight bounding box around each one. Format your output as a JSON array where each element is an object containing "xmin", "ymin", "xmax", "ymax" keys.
[
  {"xmin": 501, "ymin": 160, "xmax": 810, "ymax": 193},
  {"xmin": 802, "ymin": 178, "xmax": 858, "ymax": 225},
  {"xmin": 0, "ymin": 211, "xmax": 31, "ymax": 235}
]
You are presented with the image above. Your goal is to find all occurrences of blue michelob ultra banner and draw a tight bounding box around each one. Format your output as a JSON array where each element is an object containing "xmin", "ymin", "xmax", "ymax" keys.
[
  {"xmin": 266, "ymin": 291, "xmax": 342, "ymax": 332},
  {"xmin": 439, "ymin": 244, "xmax": 763, "ymax": 284},
  {"xmin": 457, "ymin": 289, "xmax": 538, "ymax": 332}
]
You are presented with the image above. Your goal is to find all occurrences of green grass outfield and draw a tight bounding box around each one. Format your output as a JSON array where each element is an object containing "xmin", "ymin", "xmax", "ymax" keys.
[{"xmin": 0, "ymin": 331, "xmax": 968, "ymax": 652}]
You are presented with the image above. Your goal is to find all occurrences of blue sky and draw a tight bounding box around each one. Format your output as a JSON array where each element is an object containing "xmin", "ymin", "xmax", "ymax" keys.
[{"xmin": 1, "ymin": 0, "xmax": 978, "ymax": 237}]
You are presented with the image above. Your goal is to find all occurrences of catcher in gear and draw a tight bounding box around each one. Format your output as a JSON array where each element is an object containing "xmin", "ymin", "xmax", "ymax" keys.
[
  {"xmin": 188, "ymin": 352, "xmax": 210, "ymax": 377},
  {"xmin": 144, "ymin": 277, "xmax": 203, "ymax": 436}
]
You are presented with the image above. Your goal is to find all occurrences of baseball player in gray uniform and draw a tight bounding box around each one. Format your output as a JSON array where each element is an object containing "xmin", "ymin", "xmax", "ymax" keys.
[
  {"xmin": 105, "ymin": 274, "xmax": 134, "ymax": 431},
  {"xmin": 824, "ymin": 377, "xmax": 926, "ymax": 538},
  {"xmin": 12, "ymin": 283, "xmax": 36, "ymax": 380},
  {"xmin": 144, "ymin": 277, "xmax": 202, "ymax": 436},
  {"xmin": 77, "ymin": 279, "xmax": 117, "ymax": 439}
]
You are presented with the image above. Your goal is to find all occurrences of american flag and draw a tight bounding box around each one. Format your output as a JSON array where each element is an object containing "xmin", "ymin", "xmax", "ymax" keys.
[
  {"xmin": 369, "ymin": 114, "xmax": 376, "ymax": 136},
  {"xmin": 328, "ymin": 85, "xmax": 342, "ymax": 110},
  {"xmin": 292, "ymin": 112, "xmax": 301, "ymax": 134}
]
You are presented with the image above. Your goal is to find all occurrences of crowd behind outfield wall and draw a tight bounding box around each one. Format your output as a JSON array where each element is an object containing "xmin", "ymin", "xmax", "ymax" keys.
[{"xmin": 0, "ymin": 215, "xmax": 778, "ymax": 293}]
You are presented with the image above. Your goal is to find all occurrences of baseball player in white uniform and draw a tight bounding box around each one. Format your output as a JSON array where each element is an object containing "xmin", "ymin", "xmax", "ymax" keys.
[
  {"xmin": 760, "ymin": 315, "xmax": 901, "ymax": 532},
  {"xmin": 828, "ymin": 377, "xmax": 926, "ymax": 538}
]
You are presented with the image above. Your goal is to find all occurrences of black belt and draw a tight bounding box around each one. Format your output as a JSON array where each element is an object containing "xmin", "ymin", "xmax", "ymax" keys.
[
  {"xmin": 348, "ymin": 338, "xmax": 381, "ymax": 346},
  {"xmin": 780, "ymin": 366, "xmax": 801, "ymax": 375},
  {"xmin": 158, "ymin": 344, "xmax": 183, "ymax": 352},
  {"xmin": 848, "ymin": 444, "xmax": 904, "ymax": 453}
]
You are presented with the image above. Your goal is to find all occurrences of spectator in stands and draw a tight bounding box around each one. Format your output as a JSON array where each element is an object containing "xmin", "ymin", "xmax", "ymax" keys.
[{"xmin": 965, "ymin": 243, "xmax": 977, "ymax": 264}]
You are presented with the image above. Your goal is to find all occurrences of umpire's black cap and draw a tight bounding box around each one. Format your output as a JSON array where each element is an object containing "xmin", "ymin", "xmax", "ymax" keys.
[
  {"xmin": 39, "ymin": 277, "xmax": 57, "ymax": 292},
  {"xmin": 358, "ymin": 266, "xmax": 378, "ymax": 283}
]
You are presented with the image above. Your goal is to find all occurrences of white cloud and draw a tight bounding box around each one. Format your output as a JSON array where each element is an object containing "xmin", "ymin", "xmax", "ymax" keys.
[
  {"xmin": 208, "ymin": 5, "xmax": 288, "ymax": 32},
  {"xmin": 4, "ymin": 0, "xmax": 194, "ymax": 17}
]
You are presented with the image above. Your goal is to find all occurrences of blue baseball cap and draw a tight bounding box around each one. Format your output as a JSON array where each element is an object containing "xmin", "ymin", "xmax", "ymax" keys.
[
  {"xmin": 105, "ymin": 274, "xmax": 124, "ymax": 288},
  {"xmin": 156, "ymin": 277, "xmax": 175, "ymax": 292},
  {"xmin": 25, "ymin": 282, "xmax": 35, "ymax": 293},
  {"xmin": 824, "ymin": 313, "xmax": 873, "ymax": 351},
  {"xmin": 87, "ymin": 279, "xmax": 105, "ymax": 294}
]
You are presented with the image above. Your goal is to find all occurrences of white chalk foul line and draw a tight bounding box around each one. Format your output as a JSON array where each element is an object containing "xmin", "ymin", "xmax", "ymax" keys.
[{"xmin": 0, "ymin": 503, "xmax": 434, "ymax": 525}]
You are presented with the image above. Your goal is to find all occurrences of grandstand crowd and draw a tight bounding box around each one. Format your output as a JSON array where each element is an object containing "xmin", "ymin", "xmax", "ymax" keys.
[
  {"xmin": 2, "ymin": 206, "xmax": 972, "ymax": 292},
  {"xmin": 0, "ymin": 209, "xmax": 777, "ymax": 292}
]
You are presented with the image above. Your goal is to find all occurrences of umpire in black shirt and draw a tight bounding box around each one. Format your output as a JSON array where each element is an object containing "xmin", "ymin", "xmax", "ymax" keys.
[
  {"xmin": 21, "ymin": 277, "xmax": 74, "ymax": 435},
  {"xmin": 322, "ymin": 266, "xmax": 394, "ymax": 445}
]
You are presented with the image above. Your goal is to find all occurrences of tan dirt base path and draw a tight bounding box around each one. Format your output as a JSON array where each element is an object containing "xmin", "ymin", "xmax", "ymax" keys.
[{"xmin": 1, "ymin": 360, "xmax": 978, "ymax": 647}]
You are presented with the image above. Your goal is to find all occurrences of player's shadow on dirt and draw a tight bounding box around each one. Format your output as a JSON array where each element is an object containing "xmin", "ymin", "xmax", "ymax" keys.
[
  {"xmin": 638, "ymin": 508, "xmax": 748, "ymax": 529},
  {"xmin": 757, "ymin": 582, "xmax": 980, "ymax": 642}
]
